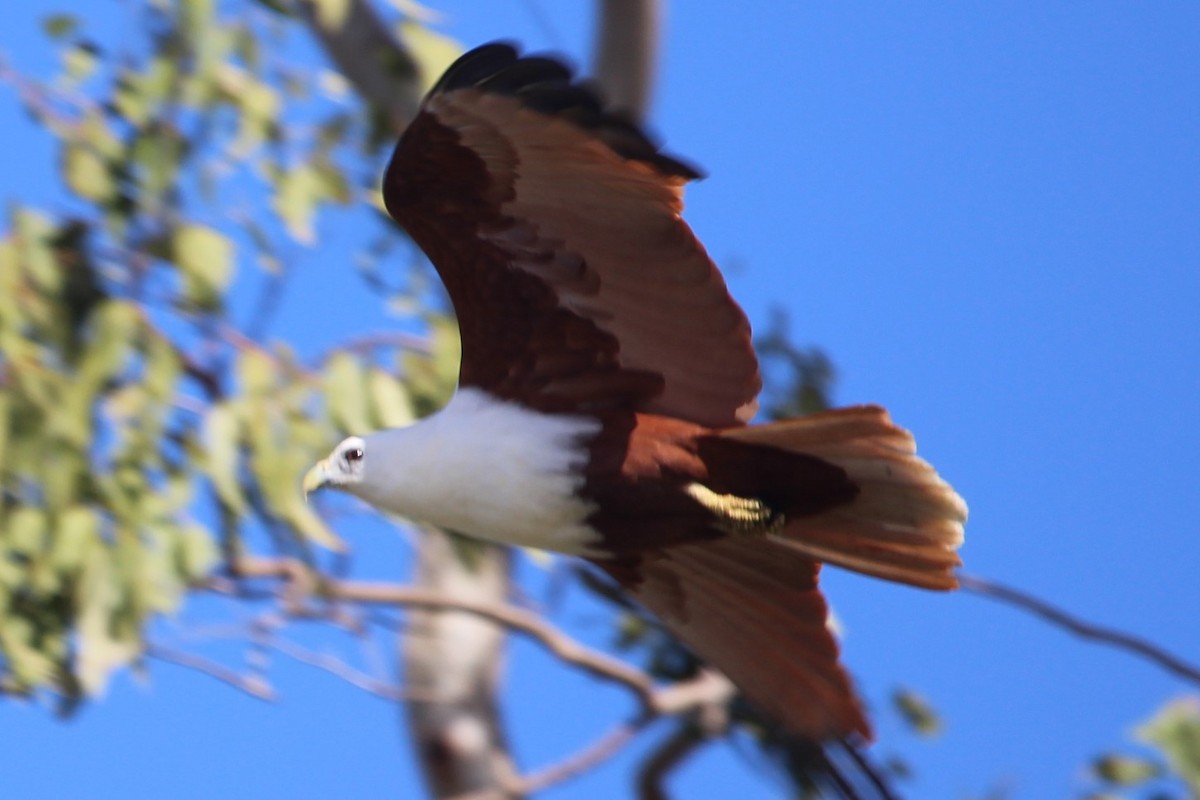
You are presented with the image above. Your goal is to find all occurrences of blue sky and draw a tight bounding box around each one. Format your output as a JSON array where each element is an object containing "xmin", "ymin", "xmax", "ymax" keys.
[{"xmin": 3, "ymin": 2, "xmax": 1199, "ymax": 798}]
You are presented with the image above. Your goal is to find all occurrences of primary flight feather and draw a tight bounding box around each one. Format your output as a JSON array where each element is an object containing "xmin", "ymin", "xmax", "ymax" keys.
[{"xmin": 305, "ymin": 42, "xmax": 967, "ymax": 740}]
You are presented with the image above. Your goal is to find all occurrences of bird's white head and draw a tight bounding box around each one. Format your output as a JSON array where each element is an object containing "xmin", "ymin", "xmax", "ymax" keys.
[{"xmin": 303, "ymin": 436, "xmax": 368, "ymax": 497}]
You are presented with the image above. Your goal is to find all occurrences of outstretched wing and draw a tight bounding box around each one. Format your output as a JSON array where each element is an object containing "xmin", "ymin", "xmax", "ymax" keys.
[
  {"xmin": 596, "ymin": 537, "xmax": 871, "ymax": 740},
  {"xmin": 383, "ymin": 43, "xmax": 761, "ymax": 428}
]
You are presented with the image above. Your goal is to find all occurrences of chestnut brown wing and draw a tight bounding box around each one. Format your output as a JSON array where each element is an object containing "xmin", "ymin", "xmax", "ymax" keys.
[{"xmin": 383, "ymin": 43, "xmax": 761, "ymax": 428}]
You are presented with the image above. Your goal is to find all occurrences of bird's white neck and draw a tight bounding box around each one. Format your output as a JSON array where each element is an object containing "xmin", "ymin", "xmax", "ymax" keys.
[{"xmin": 351, "ymin": 388, "xmax": 606, "ymax": 554}]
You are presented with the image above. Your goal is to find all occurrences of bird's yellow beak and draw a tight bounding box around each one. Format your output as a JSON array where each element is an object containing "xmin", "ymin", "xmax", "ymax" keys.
[{"xmin": 302, "ymin": 459, "xmax": 331, "ymax": 499}]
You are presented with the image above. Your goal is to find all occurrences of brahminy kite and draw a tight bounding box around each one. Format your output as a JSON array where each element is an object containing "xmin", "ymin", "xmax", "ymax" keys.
[{"xmin": 305, "ymin": 42, "xmax": 967, "ymax": 740}]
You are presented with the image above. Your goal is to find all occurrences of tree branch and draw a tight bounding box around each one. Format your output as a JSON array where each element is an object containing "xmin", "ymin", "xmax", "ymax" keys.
[
  {"xmin": 223, "ymin": 555, "xmax": 734, "ymax": 716},
  {"xmin": 298, "ymin": 0, "xmax": 423, "ymax": 129},
  {"xmin": 447, "ymin": 721, "xmax": 648, "ymax": 800},
  {"xmin": 592, "ymin": 0, "xmax": 661, "ymax": 120},
  {"xmin": 521, "ymin": 720, "xmax": 644, "ymax": 794},
  {"xmin": 210, "ymin": 551, "xmax": 715, "ymax": 798},
  {"xmin": 636, "ymin": 722, "xmax": 709, "ymax": 800},
  {"xmin": 960, "ymin": 573, "xmax": 1200, "ymax": 688},
  {"xmin": 147, "ymin": 644, "xmax": 276, "ymax": 701}
]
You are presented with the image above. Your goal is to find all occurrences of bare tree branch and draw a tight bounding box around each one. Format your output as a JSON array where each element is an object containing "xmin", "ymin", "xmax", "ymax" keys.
[
  {"xmin": 216, "ymin": 553, "xmax": 743, "ymax": 795},
  {"xmin": 447, "ymin": 721, "xmax": 647, "ymax": 800},
  {"xmin": 521, "ymin": 720, "xmax": 645, "ymax": 794},
  {"xmin": 223, "ymin": 556, "xmax": 735, "ymax": 716},
  {"xmin": 265, "ymin": 634, "xmax": 410, "ymax": 701},
  {"xmin": 298, "ymin": 0, "xmax": 423, "ymax": 128},
  {"xmin": 961, "ymin": 573, "xmax": 1200, "ymax": 688},
  {"xmin": 637, "ymin": 722, "xmax": 709, "ymax": 800},
  {"xmin": 147, "ymin": 644, "xmax": 277, "ymax": 701},
  {"xmin": 592, "ymin": 0, "xmax": 661, "ymax": 120}
]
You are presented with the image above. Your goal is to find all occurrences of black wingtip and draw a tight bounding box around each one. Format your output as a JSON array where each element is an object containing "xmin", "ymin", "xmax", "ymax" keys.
[{"xmin": 427, "ymin": 41, "xmax": 704, "ymax": 181}]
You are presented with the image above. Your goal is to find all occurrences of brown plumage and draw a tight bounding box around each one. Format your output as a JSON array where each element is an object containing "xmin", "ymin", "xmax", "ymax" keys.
[{"xmin": 379, "ymin": 42, "xmax": 967, "ymax": 741}]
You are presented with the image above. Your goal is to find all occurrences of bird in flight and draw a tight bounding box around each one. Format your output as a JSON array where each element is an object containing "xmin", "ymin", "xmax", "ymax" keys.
[{"xmin": 304, "ymin": 42, "xmax": 967, "ymax": 741}]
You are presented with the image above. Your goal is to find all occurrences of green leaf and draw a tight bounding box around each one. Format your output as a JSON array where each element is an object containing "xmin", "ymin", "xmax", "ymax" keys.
[
  {"xmin": 142, "ymin": 332, "xmax": 180, "ymax": 401},
  {"xmin": 143, "ymin": 56, "xmax": 180, "ymax": 108},
  {"xmin": 61, "ymin": 41, "xmax": 100, "ymax": 85},
  {"xmin": 0, "ymin": 613, "xmax": 57, "ymax": 688},
  {"xmin": 324, "ymin": 352, "xmax": 369, "ymax": 434},
  {"xmin": 1137, "ymin": 697, "xmax": 1200, "ymax": 793},
  {"xmin": 172, "ymin": 223, "xmax": 234, "ymax": 309},
  {"xmin": 399, "ymin": 20, "xmax": 460, "ymax": 94},
  {"xmin": 0, "ymin": 389, "xmax": 9, "ymax": 474},
  {"xmin": 231, "ymin": 22, "xmax": 261, "ymax": 72},
  {"xmin": 309, "ymin": 0, "xmax": 350, "ymax": 29},
  {"xmin": 235, "ymin": 76, "xmax": 281, "ymax": 154},
  {"xmin": 0, "ymin": 238, "xmax": 18, "ymax": 324},
  {"xmin": 113, "ymin": 69, "xmax": 149, "ymax": 127},
  {"xmin": 251, "ymin": 0, "xmax": 293, "ymax": 16},
  {"xmin": 79, "ymin": 300, "xmax": 139, "ymax": 389},
  {"xmin": 57, "ymin": 300, "xmax": 139, "ymax": 446},
  {"xmin": 236, "ymin": 348, "xmax": 277, "ymax": 398},
  {"xmin": 313, "ymin": 159, "xmax": 352, "ymax": 204},
  {"xmin": 205, "ymin": 403, "xmax": 246, "ymax": 515},
  {"xmin": 52, "ymin": 506, "xmax": 101, "ymax": 576},
  {"xmin": 402, "ymin": 315, "xmax": 460, "ymax": 414},
  {"xmin": 179, "ymin": 0, "xmax": 214, "ymax": 51},
  {"xmin": 13, "ymin": 209, "xmax": 59, "ymax": 293},
  {"xmin": 273, "ymin": 163, "xmax": 321, "ymax": 244},
  {"xmin": 42, "ymin": 14, "xmax": 78, "ymax": 40},
  {"xmin": 287, "ymin": 495, "xmax": 345, "ymax": 552},
  {"xmin": 368, "ymin": 367, "xmax": 414, "ymax": 428},
  {"xmin": 892, "ymin": 687, "xmax": 943, "ymax": 737},
  {"xmin": 131, "ymin": 124, "xmax": 187, "ymax": 201},
  {"xmin": 75, "ymin": 546, "xmax": 140, "ymax": 695},
  {"xmin": 1092, "ymin": 753, "xmax": 1161, "ymax": 786},
  {"xmin": 175, "ymin": 522, "xmax": 218, "ymax": 582},
  {"xmin": 178, "ymin": 0, "xmax": 225, "ymax": 109},
  {"xmin": 7, "ymin": 507, "xmax": 48, "ymax": 557},
  {"xmin": 62, "ymin": 143, "xmax": 114, "ymax": 202}
]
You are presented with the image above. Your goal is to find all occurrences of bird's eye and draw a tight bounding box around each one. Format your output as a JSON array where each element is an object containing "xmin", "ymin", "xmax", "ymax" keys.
[{"xmin": 345, "ymin": 447, "xmax": 364, "ymax": 463}]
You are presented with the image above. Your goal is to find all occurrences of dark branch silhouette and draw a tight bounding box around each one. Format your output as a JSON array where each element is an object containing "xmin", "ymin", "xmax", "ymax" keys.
[{"xmin": 961, "ymin": 573, "xmax": 1200, "ymax": 687}]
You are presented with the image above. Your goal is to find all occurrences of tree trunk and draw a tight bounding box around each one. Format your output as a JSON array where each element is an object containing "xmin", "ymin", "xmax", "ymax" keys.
[{"xmin": 403, "ymin": 533, "xmax": 520, "ymax": 798}]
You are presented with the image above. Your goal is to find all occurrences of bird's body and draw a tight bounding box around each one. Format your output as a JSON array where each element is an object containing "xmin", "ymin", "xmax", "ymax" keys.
[{"xmin": 305, "ymin": 42, "xmax": 967, "ymax": 741}]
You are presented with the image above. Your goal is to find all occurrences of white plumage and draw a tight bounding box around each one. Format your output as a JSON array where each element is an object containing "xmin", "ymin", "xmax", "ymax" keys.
[{"xmin": 331, "ymin": 388, "xmax": 605, "ymax": 554}]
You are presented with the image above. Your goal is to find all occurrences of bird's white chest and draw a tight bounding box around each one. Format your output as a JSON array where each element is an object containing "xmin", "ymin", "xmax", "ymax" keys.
[{"xmin": 355, "ymin": 389, "xmax": 606, "ymax": 555}]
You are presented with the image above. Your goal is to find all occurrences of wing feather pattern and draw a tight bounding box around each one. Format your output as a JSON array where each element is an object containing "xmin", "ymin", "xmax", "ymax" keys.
[
  {"xmin": 383, "ymin": 43, "xmax": 761, "ymax": 427},
  {"xmin": 596, "ymin": 538, "xmax": 872, "ymax": 740}
]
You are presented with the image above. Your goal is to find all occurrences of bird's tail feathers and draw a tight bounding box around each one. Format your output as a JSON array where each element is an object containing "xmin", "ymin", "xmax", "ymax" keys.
[{"xmin": 720, "ymin": 405, "xmax": 967, "ymax": 590}]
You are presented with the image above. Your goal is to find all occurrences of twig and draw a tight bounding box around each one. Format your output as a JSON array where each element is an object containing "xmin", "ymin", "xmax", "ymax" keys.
[
  {"xmin": 224, "ymin": 556, "xmax": 667, "ymax": 710},
  {"xmin": 147, "ymin": 644, "xmax": 276, "ymax": 701},
  {"xmin": 213, "ymin": 555, "xmax": 742, "ymax": 796},
  {"xmin": 637, "ymin": 722, "xmax": 709, "ymax": 800},
  {"xmin": 264, "ymin": 634, "xmax": 431, "ymax": 702},
  {"xmin": 449, "ymin": 720, "xmax": 648, "ymax": 800},
  {"xmin": 320, "ymin": 330, "xmax": 433, "ymax": 364},
  {"xmin": 520, "ymin": 720, "xmax": 645, "ymax": 794},
  {"xmin": 960, "ymin": 572, "xmax": 1200, "ymax": 687}
]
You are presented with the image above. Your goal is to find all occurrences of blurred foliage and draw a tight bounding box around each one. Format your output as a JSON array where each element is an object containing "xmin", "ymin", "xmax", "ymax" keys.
[
  {"xmin": 756, "ymin": 307, "xmax": 835, "ymax": 418},
  {"xmin": 0, "ymin": 0, "xmax": 454, "ymax": 706},
  {"xmin": 3, "ymin": 4, "xmax": 1196, "ymax": 800},
  {"xmin": 1084, "ymin": 697, "xmax": 1200, "ymax": 800}
]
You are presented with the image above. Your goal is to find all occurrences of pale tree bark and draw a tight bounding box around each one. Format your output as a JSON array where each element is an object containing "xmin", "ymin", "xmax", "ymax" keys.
[
  {"xmin": 296, "ymin": 2, "xmax": 662, "ymax": 797},
  {"xmin": 298, "ymin": 0, "xmax": 423, "ymax": 129},
  {"xmin": 593, "ymin": 0, "xmax": 661, "ymax": 120},
  {"xmin": 404, "ymin": 534, "xmax": 520, "ymax": 798}
]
